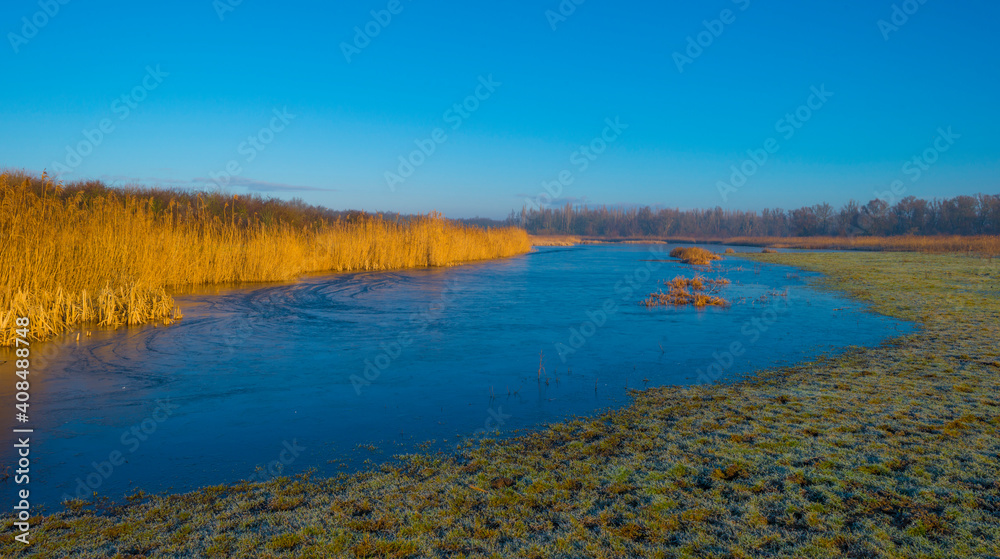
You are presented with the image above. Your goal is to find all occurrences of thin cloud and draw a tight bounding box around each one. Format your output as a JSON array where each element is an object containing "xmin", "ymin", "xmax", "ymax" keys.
[
  {"xmin": 192, "ymin": 177, "xmax": 336, "ymax": 193},
  {"xmin": 97, "ymin": 174, "xmax": 336, "ymax": 193},
  {"xmin": 100, "ymin": 174, "xmax": 193, "ymax": 186},
  {"xmin": 513, "ymin": 194, "xmax": 589, "ymax": 206}
]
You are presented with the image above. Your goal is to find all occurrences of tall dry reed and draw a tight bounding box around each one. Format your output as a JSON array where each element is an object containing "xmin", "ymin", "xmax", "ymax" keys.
[{"xmin": 0, "ymin": 172, "xmax": 531, "ymax": 345}]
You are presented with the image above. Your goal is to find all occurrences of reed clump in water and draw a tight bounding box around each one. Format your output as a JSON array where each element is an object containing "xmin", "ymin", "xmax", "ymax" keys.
[
  {"xmin": 662, "ymin": 275, "xmax": 730, "ymax": 291},
  {"xmin": 669, "ymin": 246, "xmax": 722, "ymax": 265},
  {"xmin": 0, "ymin": 171, "xmax": 532, "ymax": 345},
  {"xmin": 644, "ymin": 275, "xmax": 730, "ymax": 308}
]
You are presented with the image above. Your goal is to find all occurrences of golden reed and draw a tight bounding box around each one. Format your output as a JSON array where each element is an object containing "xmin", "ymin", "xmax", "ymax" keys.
[{"xmin": 0, "ymin": 172, "xmax": 531, "ymax": 345}]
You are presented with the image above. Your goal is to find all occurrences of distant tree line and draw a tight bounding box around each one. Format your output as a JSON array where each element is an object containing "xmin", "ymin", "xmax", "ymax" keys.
[{"xmin": 507, "ymin": 194, "xmax": 1000, "ymax": 237}]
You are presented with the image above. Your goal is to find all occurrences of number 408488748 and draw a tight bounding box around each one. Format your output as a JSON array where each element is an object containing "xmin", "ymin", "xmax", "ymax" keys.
[{"xmin": 13, "ymin": 317, "xmax": 30, "ymax": 423}]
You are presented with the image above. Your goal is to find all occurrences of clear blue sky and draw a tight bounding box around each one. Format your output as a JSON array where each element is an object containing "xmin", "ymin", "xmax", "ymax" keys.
[{"xmin": 2, "ymin": 0, "xmax": 998, "ymax": 218}]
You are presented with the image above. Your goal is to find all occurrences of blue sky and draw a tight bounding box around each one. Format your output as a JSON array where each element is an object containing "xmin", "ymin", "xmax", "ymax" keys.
[{"xmin": 2, "ymin": 0, "xmax": 998, "ymax": 218}]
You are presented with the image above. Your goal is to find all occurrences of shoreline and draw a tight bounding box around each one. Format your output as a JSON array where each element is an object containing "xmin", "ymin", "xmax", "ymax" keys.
[
  {"xmin": 3, "ymin": 251, "xmax": 997, "ymax": 557},
  {"xmin": 1, "ymin": 172, "xmax": 534, "ymax": 347},
  {"xmin": 529, "ymin": 233, "xmax": 1000, "ymax": 256},
  {"xmin": 9, "ymin": 249, "xmax": 909, "ymax": 514},
  {"xmin": 2, "ymin": 243, "xmax": 534, "ymax": 348}
]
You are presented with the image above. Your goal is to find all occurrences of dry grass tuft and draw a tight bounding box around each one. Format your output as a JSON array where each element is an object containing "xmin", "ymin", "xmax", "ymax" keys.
[
  {"xmin": 669, "ymin": 246, "xmax": 722, "ymax": 265},
  {"xmin": 0, "ymin": 172, "xmax": 531, "ymax": 345},
  {"xmin": 663, "ymin": 275, "xmax": 730, "ymax": 290},
  {"xmin": 644, "ymin": 275, "xmax": 730, "ymax": 308},
  {"xmin": 528, "ymin": 234, "xmax": 581, "ymax": 246}
]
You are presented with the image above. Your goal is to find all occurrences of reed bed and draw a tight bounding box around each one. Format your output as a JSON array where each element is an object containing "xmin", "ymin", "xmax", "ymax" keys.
[
  {"xmin": 643, "ymin": 289, "xmax": 729, "ymax": 308},
  {"xmin": 724, "ymin": 234, "xmax": 1000, "ymax": 255},
  {"xmin": 668, "ymin": 246, "xmax": 722, "ymax": 265},
  {"xmin": 0, "ymin": 172, "xmax": 531, "ymax": 345},
  {"xmin": 643, "ymin": 275, "xmax": 730, "ymax": 308},
  {"xmin": 662, "ymin": 275, "xmax": 730, "ymax": 291},
  {"xmin": 527, "ymin": 234, "xmax": 582, "ymax": 246}
]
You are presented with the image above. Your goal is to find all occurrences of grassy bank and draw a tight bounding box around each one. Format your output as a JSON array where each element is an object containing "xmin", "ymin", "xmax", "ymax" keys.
[
  {"xmin": 0, "ymin": 172, "xmax": 531, "ymax": 346},
  {"xmin": 528, "ymin": 234, "xmax": 1000, "ymax": 256},
  {"xmin": 3, "ymin": 251, "xmax": 997, "ymax": 557},
  {"xmin": 723, "ymin": 235, "xmax": 1000, "ymax": 255}
]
